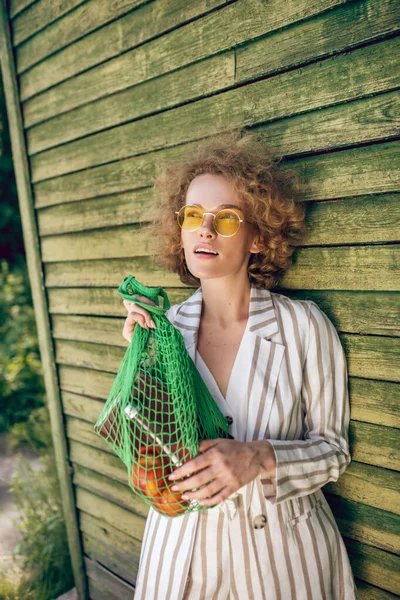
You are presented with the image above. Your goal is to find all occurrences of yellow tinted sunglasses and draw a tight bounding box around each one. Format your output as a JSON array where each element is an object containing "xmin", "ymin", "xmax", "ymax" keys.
[{"xmin": 175, "ymin": 205, "xmax": 250, "ymax": 237}]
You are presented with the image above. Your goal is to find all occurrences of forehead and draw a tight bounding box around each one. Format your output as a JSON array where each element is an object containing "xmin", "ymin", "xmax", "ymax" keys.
[{"xmin": 185, "ymin": 174, "xmax": 243, "ymax": 211}]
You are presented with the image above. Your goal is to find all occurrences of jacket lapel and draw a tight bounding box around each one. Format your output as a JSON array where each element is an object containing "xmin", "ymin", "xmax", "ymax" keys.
[{"xmin": 170, "ymin": 284, "xmax": 285, "ymax": 442}]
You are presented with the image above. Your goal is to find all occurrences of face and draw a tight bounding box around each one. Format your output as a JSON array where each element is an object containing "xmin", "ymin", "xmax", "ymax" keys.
[{"xmin": 180, "ymin": 173, "xmax": 261, "ymax": 282}]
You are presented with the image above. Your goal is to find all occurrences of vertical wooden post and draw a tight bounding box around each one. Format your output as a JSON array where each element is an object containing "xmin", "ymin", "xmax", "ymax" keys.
[{"xmin": 0, "ymin": 2, "xmax": 87, "ymax": 598}]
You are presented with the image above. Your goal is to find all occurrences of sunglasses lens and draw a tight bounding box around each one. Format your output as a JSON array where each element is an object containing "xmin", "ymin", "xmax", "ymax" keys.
[
  {"xmin": 177, "ymin": 206, "xmax": 203, "ymax": 231},
  {"xmin": 215, "ymin": 209, "xmax": 240, "ymax": 235},
  {"xmin": 177, "ymin": 206, "xmax": 240, "ymax": 236}
]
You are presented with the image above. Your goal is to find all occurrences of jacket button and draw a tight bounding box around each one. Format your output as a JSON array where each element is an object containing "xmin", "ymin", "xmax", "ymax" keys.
[
  {"xmin": 226, "ymin": 416, "xmax": 233, "ymax": 425},
  {"xmin": 253, "ymin": 514, "xmax": 267, "ymax": 529}
]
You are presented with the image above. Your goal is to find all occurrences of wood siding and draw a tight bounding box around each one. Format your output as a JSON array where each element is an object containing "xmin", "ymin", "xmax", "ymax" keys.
[{"xmin": 4, "ymin": 0, "xmax": 400, "ymax": 597}]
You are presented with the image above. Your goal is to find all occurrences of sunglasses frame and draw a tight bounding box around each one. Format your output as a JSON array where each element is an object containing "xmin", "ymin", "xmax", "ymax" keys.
[{"xmin": 175, "ymin": 204, "xmax": 251, "ymax": 238}]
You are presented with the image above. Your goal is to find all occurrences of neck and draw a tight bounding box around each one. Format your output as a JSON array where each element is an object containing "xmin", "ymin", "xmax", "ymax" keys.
[{"xmin": 200, "ymin": 277, "xmax": 252, "ymax": 328}]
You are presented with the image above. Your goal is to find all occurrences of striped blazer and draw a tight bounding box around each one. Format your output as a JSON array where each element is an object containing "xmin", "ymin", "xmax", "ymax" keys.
[{"xmin": 133, "ymin": 284, "xmax": 358, "ymax": 599}]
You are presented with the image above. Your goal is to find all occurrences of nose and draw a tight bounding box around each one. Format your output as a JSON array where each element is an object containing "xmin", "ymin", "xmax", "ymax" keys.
[{"xmin": 198, "ymin": 213, "xmax": 217, "ymax": 237}]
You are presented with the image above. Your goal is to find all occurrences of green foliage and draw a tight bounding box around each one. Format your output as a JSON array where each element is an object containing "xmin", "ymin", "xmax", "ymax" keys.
[
  {"xmin": 2, "ymin": 409, "xmax": 75, "ymax": 600},
  {"xmin": 0, "ymin": 260, "xmax": 45, "ymax": 432}
]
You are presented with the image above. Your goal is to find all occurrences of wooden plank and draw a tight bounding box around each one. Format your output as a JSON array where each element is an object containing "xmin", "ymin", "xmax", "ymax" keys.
[
  {"xmin": 70, "ymin": 440, "xmax": 127, "ymax": 484},
  {"xmin": 59, "ymin": 365, "xmax": 114, "ymax": 399},
  {"xmin": 60, "ymin": 375, "xmax": 400, "ymax": 430},
  {"xmin": 28, "ymin": 50, "xmax": 234, "ymax": 152},
  {"xmin": 11, "ymin": 0, "xmax": 85, "ymax": 46},
  {"xmin": 341, "ymin": 333, "xmax": 399, "ymax": 383},
  {"xmin": 0, "ymin": 6, "xmax": 87, "ymax": 599},
  {"xmin": 84, "ymin": 556, "xmax": 134, "ymax": 599},
  {"xmin": 20, "ymin": 0, "xmax": 348, "ymax": 108},
  {"xmin": 349, "ymin": 421, "xmax": 399, "ymax": 472},
  {"xmin": 236, "ymin": 0, "xmax": 399, "ymax": 81},
  {"xmin": 344, "ymin": 537, "xmax": 400, "ymax": 595},
  {"xmin": 355, "ymin": 579, "xmax": 398, "ymax": 600},
  {"xmin": 325, "ymin": 491, "xmax": 400, "ymax": 555},
  {"xmin": 62, "ymin": 391, "xmax": 104, "ymax": 422},
  {"xmin": 26, "ymin": 3, "xmax": 399, "ymax": 152},
  {"xmin": 9, "ymin": 0, "xmax": 37, "ymax": 20},
  {"xmin": 282, "ymin": 290, "xmax": 400, "ymax": 337},
  {"xmin": 79, "ymin": 511, "xmax": 141, "ymax": 562},
  {"xmin": 48, "ymin": 290, "xmax": 399, "ymax": 337},
  {"xmin": 87, "ymin": 577, "xmax": 119, "ymax": 600},
  {"xmin": 254, "ymin": 90, "xmax": 399, "ymax": 157},
  {"xmin": 281, "ymin": 246, "xmax": 400, "ymax": 292},
  {"xmin": 82, "ymin": 532, "xmax": 137, "ymax": 585},
  {"xmin": 77, "ymin": 487, "xmax": 146, "ymax": 540},
  {"xmin": 290, "ymin": 141, "xmax": 399, "ymax": 202},
  {"xmin": 349, "ymin": 378, "xmax": 399, "ymax": 429},
  {"xmin": 325, "ymin": 461, "xmax": 399, "ymax": 516},
  {"xmin": 15, "ymin": 0, "xmax": 150, "ymax": 68},
  {"xmin": 37, "ymin": 189, "xmax": 399, "ymax": 244},
  {"xmin": 37, "ymin": 187, "xmax": 155, "ymax": 236},
  {"xmin": 29, "ymin": 37, "xmax": 399, "ymax": 181},
  {"xmin": 33, "ymin": 138, "xmax": 398, "ymax": 209},
  {"xmin": 48, "ymin": 287, "xmax": 191, "ymax": 316},
  {"xmin": 303, "ymin": 194, "xmax": 399, "ymax": 246},
  {"xmin": 67, "ymin": 416, "xmax": 119, "ymax": 455},
  {"xmin": 73, "ymin": 463, "xmax": 149, "ymax": 520},
  {"xmin": 44, "ymin": 257, "xmax": 184, "ymax": 287}
]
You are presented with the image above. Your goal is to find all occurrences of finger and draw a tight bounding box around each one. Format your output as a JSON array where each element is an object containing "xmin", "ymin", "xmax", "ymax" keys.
[
  {"xmin": 199, "ymin": 438, "xmax": 221, "ymax": 453},
  {"xmin": 170, "ymin": 467, "xmax": 215, "ymax": 494},
  {"xmin": 133, "ymin": 294, "xmax": 158, "ymax": 307},
  {"xmin": 197, "ymin": 487, "xmax": 231, "ymax": 507},
  {"xmin": 126, "ymin": 308, "xmax": 156, "ymax": 330},
  {"xmin": 168, "ymin": 453, "xmax": 211, "ymax": 481},
  {"xmin": 181, "ymin": 479, "xmax": 223, "ymax": 501}
]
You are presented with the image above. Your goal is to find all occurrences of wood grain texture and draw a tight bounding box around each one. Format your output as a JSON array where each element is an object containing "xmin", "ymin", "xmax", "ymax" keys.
[
  {"xmin": 84, "ymin": 555, "xmax": 135, "ymax": 599},
  {"xmin": 32, "ymin": 139, "xmax": 399, "ymax": 208},
  {"xmin": 325, "ymin": 492, "xmax": 399, "ymax": 555},
  {"xmin": 29, "ymin": 38, "xmax": 399, "ymax": 181},
  {"xmin": 77, "ymin": 487, "xmax": 146, "ymax": 539},
  {"xmin": 20, "ymin": 0, "xmax": 347, "ymax": 105},
  {"xmin": 24, "ymin": 0, "xmax": 398, "ymax": 146},
  {"xmin": 326, "ymin": 461, "xmax": 399, "ymax": 516},
  {"xmin": 344, "ymin": 537, "xmax": 400, "ymax": 595}
]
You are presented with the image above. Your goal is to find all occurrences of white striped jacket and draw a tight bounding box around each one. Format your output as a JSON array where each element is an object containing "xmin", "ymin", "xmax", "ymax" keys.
[{"xmin": 134, "ymin": 284, "xmax": 358, "ymax": 599}]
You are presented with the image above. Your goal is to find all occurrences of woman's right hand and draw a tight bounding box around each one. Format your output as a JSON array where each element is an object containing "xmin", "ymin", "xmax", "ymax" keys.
[{"xmin": 122, "ymin": 295, "xmax": 157, "ymax": 343}]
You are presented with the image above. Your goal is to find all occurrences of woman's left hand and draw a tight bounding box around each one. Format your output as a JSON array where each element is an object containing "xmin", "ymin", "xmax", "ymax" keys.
[{"xmin": 168, "ymin": 438, "xmax": 275, "ymax": 507}]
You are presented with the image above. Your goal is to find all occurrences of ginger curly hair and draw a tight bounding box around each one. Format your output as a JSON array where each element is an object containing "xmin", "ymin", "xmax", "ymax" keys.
[{"xmin": 142, "ymin": 127, "xmax": 307, "ymax": 290}]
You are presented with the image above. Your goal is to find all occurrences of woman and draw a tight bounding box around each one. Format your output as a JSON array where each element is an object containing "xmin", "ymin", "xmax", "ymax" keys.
[{"xmin": 123, "ymin": 129, "xmax": 358, "ymax": 599}]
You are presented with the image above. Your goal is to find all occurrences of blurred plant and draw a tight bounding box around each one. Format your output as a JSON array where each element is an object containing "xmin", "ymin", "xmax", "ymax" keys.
[
  {"xmin": 0, "ymin": 260, "xmax": 45, "ymax": 432},
  {"xmin": 1, "ymin": 408, "xmax": 75, "ymax": 600}
]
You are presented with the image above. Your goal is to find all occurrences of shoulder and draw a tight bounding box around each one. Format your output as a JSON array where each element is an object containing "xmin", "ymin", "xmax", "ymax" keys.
[{"xmin": 269, "ymin": 291, "xmax": 341, "ymax": 352}]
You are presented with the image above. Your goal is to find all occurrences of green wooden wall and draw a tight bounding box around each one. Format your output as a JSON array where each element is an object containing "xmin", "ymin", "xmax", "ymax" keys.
[{"xmin": 4, "ymin": 0, "xmax": 399, "ymax": 598}]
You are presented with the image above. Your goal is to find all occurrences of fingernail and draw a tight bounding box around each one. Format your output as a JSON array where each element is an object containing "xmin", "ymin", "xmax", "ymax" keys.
[
  {"xmin": 171, "ymin": 485, "xmax": 179, "ymax": 491},
  {"xmin": 150, "ymin": 320, "xmax": 156, "ymax": 329},
  {"xmin": 181, "ymin": 495, "xmax": 189, "ymax": 500},
  {"xmin": 168, "ymin": 474, "xmax": 175, "ymax": 480}
]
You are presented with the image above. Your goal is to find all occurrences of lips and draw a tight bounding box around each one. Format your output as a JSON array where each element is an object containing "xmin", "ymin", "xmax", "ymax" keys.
[{"xmin": 193, "ymin": 244, "xmax": 219, "ymax": 255}]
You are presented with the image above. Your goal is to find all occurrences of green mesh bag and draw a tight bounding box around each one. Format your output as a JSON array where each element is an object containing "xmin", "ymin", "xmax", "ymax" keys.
[{"xmin": 94, "ymin": 275, "xmax": 231, "ymax": 517}]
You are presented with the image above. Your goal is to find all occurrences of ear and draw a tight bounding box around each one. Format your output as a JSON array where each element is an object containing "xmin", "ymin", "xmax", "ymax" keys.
[{"xmin": 249, "ymin": 233, "xmax": 264, "ymax": 254}]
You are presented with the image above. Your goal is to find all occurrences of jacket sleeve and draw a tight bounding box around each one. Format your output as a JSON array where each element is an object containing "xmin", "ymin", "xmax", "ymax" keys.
[{"xmin": 263, "ymin": 300, "xmax": 351, "ymax": 505}]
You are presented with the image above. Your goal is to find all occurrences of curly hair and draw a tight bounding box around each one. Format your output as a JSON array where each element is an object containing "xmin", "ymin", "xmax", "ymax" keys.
[{"xmin": 141, "ymin": 127, "xmax": 307, "ymax": 290}]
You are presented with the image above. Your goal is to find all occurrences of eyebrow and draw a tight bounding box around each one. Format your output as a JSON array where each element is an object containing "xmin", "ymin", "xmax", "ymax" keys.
[{"xmin": 190, "ymin": 203, "xmax": 243, "ymax": 211}]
